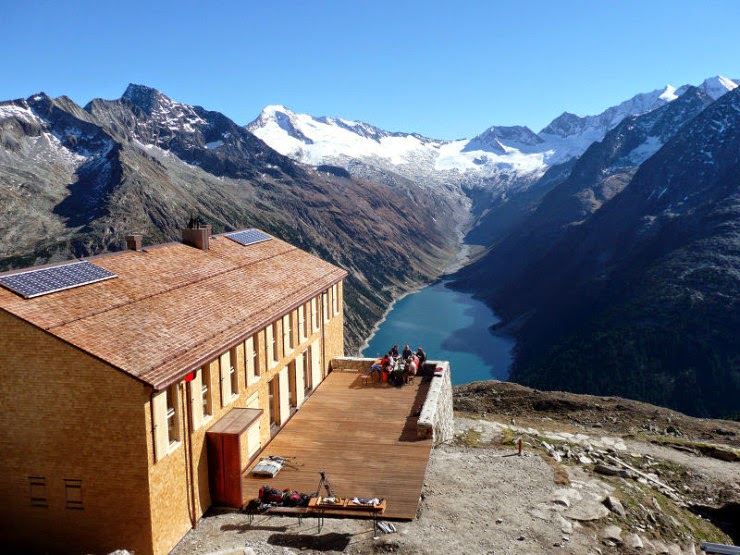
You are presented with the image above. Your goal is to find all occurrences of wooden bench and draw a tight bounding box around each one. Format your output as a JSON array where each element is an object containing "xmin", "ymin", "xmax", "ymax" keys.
[
  {"xmin": 246, "ymin": 501, "xmax": 386, "ymax": 534},
  {"xmin": 361, "ymin": 366, "xmax": 380, "ymax": 386},
  {"xmin": 308, "ymin": 497, "xmax": 387, "ymax": 534}
]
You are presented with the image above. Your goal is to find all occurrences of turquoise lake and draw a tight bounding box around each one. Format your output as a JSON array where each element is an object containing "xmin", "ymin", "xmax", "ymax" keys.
[{"xmin": 361, "ymin": 281, "xmax": 514, "ymax": 384}]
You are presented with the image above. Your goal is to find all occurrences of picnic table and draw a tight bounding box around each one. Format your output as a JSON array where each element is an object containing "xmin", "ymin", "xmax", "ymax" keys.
[{"xmin": 389, "ymin": 359, "xmax": 408, "ymax": 384}]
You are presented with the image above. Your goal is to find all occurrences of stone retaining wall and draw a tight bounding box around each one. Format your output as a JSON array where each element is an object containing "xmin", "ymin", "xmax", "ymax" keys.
[
  {"xmin": 417, "ymin": 360, "xmax": 454, "ymax": 443},
  {"xmin": 329, "ymin": 356, "xmax": 372, "ymax": 372}
]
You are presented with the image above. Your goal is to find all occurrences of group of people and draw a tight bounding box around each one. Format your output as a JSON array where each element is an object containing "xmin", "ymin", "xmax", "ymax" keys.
[{"xmin": 372, "ymin": 344, "xmax": 427, "ymax": 386}]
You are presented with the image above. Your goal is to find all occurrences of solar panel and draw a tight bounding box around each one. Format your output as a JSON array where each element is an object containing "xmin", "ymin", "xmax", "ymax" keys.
[
  {"xmin": 225, "ymin": 229, "xmax": 272, "ymax": 247},
  {"xmin": 0, "ymin": 261, "xmax": 117, "ymax": 299}
]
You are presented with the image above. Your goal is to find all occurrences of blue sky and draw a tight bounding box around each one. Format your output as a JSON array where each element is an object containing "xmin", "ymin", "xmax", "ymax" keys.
[{"xmin": 3, "ymin": 0, "xmax": 739, "ymax": 139}]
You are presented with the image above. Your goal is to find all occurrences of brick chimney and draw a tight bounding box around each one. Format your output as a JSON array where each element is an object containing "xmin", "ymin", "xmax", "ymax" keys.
[
  {"xmin": 125, "ymin": 234, "xmax": 143, "ymax": 251},
  {"xmin": 181, "ymin": 217, "xmax": 211, "ymax": 251}
]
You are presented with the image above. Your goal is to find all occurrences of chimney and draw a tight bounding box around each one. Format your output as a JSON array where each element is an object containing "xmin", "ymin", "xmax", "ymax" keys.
[
  {"xmin": 181, "ymin": 216, "xmax": 211, "ymax": 251},
  {"xmin": 125, "ymin": 234, "xmax": 143, "ymax": 251}
]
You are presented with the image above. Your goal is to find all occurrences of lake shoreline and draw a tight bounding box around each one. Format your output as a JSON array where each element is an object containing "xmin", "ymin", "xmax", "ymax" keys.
[
  {"xmin": 359, "ymin": 231, "xmax": 473, "ymax": 356},
  {"xmin": 358, "ymin": 282, "xmax": 426, "ymax": 356},
  {"xmin": 361, "ymin": 278, "xmax": 515, "ymax": 383}
]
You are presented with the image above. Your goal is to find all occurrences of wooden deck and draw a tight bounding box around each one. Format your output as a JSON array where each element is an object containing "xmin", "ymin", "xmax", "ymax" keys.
[{"xmin": 242, "ymin": 370, "xmax": 433, "ymax": 520}]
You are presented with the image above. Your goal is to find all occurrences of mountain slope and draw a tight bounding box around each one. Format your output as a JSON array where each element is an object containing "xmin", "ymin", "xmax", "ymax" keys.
[
  {"xmin": 0, "ymin": 86, "xmax": 462, "ymax": 350},
  {"xmin": 497, "ymin": 88, "xmax": 740, "ymax": 417},
  {"xmin": 457, "ymin": 86, "xmax": 719, "ymax": 296}
]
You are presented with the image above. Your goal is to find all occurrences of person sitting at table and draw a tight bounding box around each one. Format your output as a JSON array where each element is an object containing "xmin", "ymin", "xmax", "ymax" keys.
[
  {"xmin": 416, "ymin": 347, "xmax": 427, "ymax": 368},
  {"xmin": 380, "ymin": 353, "xmax": 391, "ymax": 370},
  {"xmin": 402, "ymin": 344, "xmax": 413, "ymax": 360},
  {"xmin": 390, "ymin": 345, "xmax": 399, "ymax": 359},
  {"xmin": 379, "ymin": 352, "xmax": 394, "ymax": 382},
  {"xmin": 406, "ymin": 356, "xmax": 417, "ymax": 381}
]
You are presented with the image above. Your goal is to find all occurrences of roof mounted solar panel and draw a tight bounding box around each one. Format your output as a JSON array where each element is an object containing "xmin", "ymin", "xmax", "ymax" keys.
[
  {"xmin": 0, "ymin": 261, "xmax": 117, "ymax": 299},
  {"xmin": 225, "ymin": 229, "xmax": 272, "ymax": 247}
]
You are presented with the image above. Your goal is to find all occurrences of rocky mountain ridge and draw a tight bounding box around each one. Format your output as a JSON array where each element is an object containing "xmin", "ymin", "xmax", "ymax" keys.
[
  {"xmin": 462, "ymin": 87, "xmax": 740, "ymax": 419},
  {"xmin": 248, "ymin": 76, "xmax": 739, "ymax": 254},
  {"xmin": 0, "ymin": 86, "xmax": 464, "ymax": 349},
  {"xmin": 248, "ymin": 77, "xmax": 739, "ymax": 197}
]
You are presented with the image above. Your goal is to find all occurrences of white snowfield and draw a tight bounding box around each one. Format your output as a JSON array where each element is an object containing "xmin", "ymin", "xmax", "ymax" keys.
[{"xmin": 248, "ymin": 76, "xmax": 738, "ymax": 191}]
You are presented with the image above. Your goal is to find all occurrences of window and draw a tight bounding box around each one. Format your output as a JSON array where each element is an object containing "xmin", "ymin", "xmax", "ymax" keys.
[
  {"xmin": 332, "ymin": 284, "xmax": 339, "ymax": 316},
  {"xmin": 298, "ymin": 305, "xmax": 307, "ymax": 342},
  {"xmin": 64, "ymin": 479, "xmax": 83, "ymax": 510},
  {"xmin": 311, "ymin": 298, "xmax": 319, "ymax": 332},
  {"xmin": 302, "ymin": 349, "xmax": 311, "ymax": 394},
  {"xmin": 166, "ymin": 385, "xmax": 179, "ymax": 445},
  {"xmin": 29, "ymin": 476, "xmax": 47, "ymax": 508},
  {"xmin": 153, "ymin": 385, "xmax": 183, "ymax": 460},
  {"xmin": 283, "ymin": 313, "xmax": 293, "ymax": 355},
  {"xmin": 201, "ymin": 366, "xmax": 212, "ymax": 419}
]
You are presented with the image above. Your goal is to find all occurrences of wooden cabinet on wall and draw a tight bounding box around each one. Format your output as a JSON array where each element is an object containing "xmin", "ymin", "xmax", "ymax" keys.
[{"xmin": 206, "ymin": 408, "xmax": 262, "ymax": 508}]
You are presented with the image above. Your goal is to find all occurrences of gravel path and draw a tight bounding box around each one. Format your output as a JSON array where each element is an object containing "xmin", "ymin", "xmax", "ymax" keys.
[{"xmin": 172, "ymin": 422, "xmax": 599, "ymax": 555}]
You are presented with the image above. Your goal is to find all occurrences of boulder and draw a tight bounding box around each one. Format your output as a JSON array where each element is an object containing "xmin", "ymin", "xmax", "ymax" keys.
[
  {"xmin": 594, "ymin": 463, "xmax": 628, "ymax": 478},
  {"xmin": 605, "ymin": 495, "xmax": 626, "ymax": 517},
  {"xmin": 554, "ymin": 513, "xmax": 573, "ymax": 534},
  {"xmin": 626, "ymin": 533, "xmax": 643, "ymax": 549},
  {"xmin": 564, "ymin": 499, "xmax": 610, "ymax": 521},
  {"xmin": 600, "ymin": 524, "xmax": 623, "ymax": 545}
]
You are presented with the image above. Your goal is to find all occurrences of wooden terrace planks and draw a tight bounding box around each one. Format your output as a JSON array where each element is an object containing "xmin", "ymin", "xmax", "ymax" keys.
[{"xmin": 242, "ymin": 371, "xmax": 433, "ymax": 520}]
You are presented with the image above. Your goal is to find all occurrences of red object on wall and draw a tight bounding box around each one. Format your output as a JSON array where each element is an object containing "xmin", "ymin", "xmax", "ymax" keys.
[{"xmin": 184, "ymin": 372, "xmax": 195, "ymax": 382}]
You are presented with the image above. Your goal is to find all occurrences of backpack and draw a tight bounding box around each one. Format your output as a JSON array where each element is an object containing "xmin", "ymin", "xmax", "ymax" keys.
[
  {"xmin": 282, "ymin": 489, "xmax": 302, "ymax": 507},
  {"xmin": 258, "ymin": 485, "xmax": 284, "ymax": 504}
]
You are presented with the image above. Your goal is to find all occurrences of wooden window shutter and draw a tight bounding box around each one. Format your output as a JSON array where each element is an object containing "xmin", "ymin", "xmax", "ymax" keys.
[
  {"xmin": 278, "ymin": 367, "xmax": 290, "ymax": 425},
  {"xmin": 295, "ymin": 353, "xmax": 305, "ymax": 406},
  {"xmin": 220, "ymin": 351, "xmax": 231, "ymax": 407},
  {"xmin": 282, "ymin": 314, "xmax": 291, "ymax": 355},
  {"xmin": 245, "ymin": 336, "xmax": 255, "ymax": 383},
  {"xmin": 266, "ymin": 325, "xmax": 275, "ymax": 367},
  {"xmin": 310, "ymin": 340, "xmax": 321, "ymax": 388},
  {"xmin": 152, "ymin": 390, "xmax": 169, "ymax": 461},
  {"xmin": 191, "ymin": 369, "xmax": 203, "ymax": 429}
]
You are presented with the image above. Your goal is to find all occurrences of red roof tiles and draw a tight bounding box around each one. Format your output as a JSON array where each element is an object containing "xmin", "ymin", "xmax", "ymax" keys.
[{"xmin": 0, "ymin": 233, "xmax": 346, "ymax": 389}]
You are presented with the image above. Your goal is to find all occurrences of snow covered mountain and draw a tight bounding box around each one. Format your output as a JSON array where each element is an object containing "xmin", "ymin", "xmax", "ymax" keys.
[{"xmin": 248, "ymin": 76, "xmax": 739, "ymax": 193}]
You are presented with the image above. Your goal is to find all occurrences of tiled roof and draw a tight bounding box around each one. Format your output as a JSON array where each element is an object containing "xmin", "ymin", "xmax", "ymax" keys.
[{"xmin": 0, "ymin": 232, "xmax": 346, "ymax": 389}]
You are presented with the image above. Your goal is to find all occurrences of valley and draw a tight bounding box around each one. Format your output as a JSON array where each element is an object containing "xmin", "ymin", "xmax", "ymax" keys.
[{"xmin": 1, "ymin": 76, "xmax": 738, "ymax": 420}]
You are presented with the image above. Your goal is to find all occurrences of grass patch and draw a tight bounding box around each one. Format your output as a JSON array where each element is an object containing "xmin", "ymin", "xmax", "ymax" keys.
[
  {"xmin": 454, "ymin": 429, "xmax": 482, "ymax": 448},
  {"xmin": 643, "ymin": 435, "xmax": 740, "ymax": 462},
  {"xmin": 500, "ymin": 427, "xmax": 517, "ymax": 446},
  {"xmin": 614, "ymin": 480, "xmax": 732, "ymax": 546}
]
